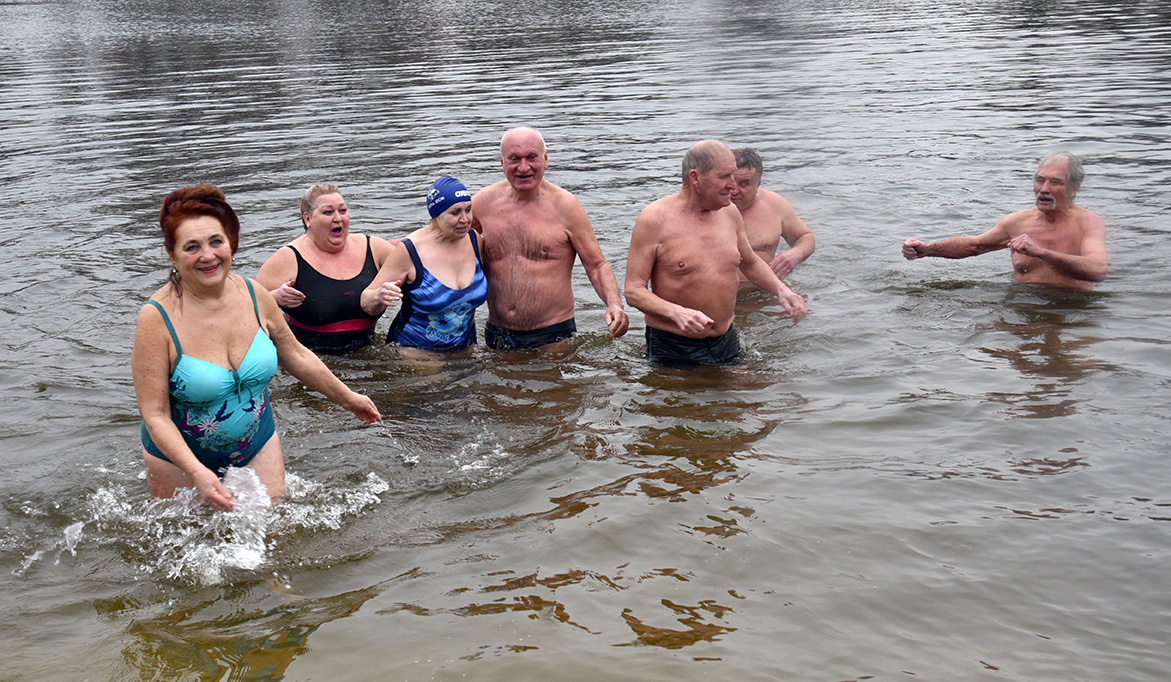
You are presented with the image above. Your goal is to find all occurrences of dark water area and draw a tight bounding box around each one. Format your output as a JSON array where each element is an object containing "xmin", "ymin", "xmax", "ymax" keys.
[{"xmin": 2, "ymin": 0, "xmax": 1170, "ymax": 680}]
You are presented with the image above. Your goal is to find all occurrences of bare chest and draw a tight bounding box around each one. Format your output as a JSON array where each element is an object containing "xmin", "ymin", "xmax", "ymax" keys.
[{"xmin": 482, "ymin": 207, "xmax": 573, "ymax": 264}]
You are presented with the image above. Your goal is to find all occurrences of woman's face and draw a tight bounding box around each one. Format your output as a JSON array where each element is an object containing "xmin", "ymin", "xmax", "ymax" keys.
[
  {"xmin": 170, "ymin": 215, "xmax": 232, "ymax": 286},
  {"xmin": 436, "ymin": 201, "xmax": 472, "ymax": 239},
  {"xmin": 303, "ymin": 192, "xmax": 350, "ymax": 247}
]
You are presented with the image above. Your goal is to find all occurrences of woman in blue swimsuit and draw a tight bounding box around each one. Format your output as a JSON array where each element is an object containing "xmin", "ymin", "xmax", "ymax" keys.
[
  {"xmin": 132, "ymin": 186, "xmax": 382, "ymax": 511},
  {"xmin": 362, "ymin": 177, "xmax": 487, "ymax": 351}
]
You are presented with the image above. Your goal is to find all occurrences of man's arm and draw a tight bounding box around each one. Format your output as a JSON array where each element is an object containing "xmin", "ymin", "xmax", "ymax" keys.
[
  {"xmin": 736, "ymin": 217, "xmax": 807, "ymax": 322},
  {"xmin": 564, "ymin": 196, "xmax": 629, "ymax": 338},
  {"xmin": 903, "ymin": 218, "xmax": 1013, "ymax": 260},
  {"xmin": 771, "ymin": 195, "xmax": 815, "ymax": 279},
  {"xmin": 623, "ymin": 208, "xmax": 714, "ymax": 335},
  {"xmin": 1007, "ymin": 214, "xmax": 1108, "ymax": 282}
]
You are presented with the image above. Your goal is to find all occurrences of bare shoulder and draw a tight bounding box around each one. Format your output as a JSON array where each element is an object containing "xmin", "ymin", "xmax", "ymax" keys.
[
  {"xmin": 996, "ymin": 208, "xmax": 1037, "ymax": 234},
  {"xmin": 544, "ymin": 180, "xmax": 581, "ymax": 205},
  {"xmin": 136, "ymin": 290, "xmax": 169, "ymax": 325},
  {"xmin": 472, "ymin": 180, "xmax": 510, "ymax": 206},
  {"xmin": 256, "ymin": 243, "xmax": 298, "ymax": 287},
  {"xmin": 720, "ymin": 203, "xmax": 746, "ymax": 229},
  {"xmin": 1074, "ymin": 206, "xmax": 1106, "ymax": 230},
  {"xmin": 245, "ymin": 275, "xmax": 285, "ymax": 328},
  {"xmin": 636, "ymin": 193, "xmax": 676, "ymax": 227},
  {"xmin": 759, "ymin": 188, "xmax": 791, "ymax": 209},
  {"xmin": 544, "ymin": 182, "xmax": 591, "ymax": 226},
  {"xmin": 261, "ymin": 242, "xmax": 297, "ymax": 266}
]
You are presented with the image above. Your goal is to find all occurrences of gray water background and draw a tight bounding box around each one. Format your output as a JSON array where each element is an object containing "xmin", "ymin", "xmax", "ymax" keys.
[{"xmin": 1, "ymin": 0, "xmax": 1170, "ymax": 679}]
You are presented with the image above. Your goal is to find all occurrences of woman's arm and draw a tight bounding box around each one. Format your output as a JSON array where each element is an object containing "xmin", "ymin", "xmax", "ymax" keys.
[{"xmin": 253, "ymin": 280, "xmax": 382, "ymax": 423}]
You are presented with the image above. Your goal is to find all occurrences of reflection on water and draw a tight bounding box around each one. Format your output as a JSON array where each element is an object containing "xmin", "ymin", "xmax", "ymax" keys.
[
  {"xmin": 108, "ymin": 580, "xmax": 383, "ymax": 681},
  {"xmin": 980, "ymin": 288, "xmax": 1106, "ymax": 418}
]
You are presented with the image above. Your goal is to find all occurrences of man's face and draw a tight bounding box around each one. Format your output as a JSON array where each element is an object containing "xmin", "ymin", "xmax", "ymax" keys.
[
  {"xmin": 695, "ymin": 150, "xmax": 738, "ymax": 210},
  {"xmin": 730, "ymin": 168, "xmax": 760, "ymax": 209},
  {"xmin": 501, "ymin": 133, "xmax": 547, "ymax": 191},
  {"xmin": 1033, "ymin": 159, "xmax": 1076, "ymax": 213}
]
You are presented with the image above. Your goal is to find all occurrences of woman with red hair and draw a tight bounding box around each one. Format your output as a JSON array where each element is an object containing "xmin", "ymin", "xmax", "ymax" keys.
[{"xmin": 131, "ymin": 185, "xmax": 381, "ymax": 511}]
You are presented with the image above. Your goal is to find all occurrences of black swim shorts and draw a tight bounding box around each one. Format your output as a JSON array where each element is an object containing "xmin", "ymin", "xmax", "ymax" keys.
[
  {"xmin": 645, "ymin": 324, "xmax": 741, "ymax": 366},
  {"xmin": 485, "ymin": 319, "xmax": 577, "ymax": 350}
]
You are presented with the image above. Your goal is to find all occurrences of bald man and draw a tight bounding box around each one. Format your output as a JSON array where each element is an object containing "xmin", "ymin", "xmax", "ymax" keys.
[{"xmin": 471, "ymin": 127, "xmax": 628, "ymax": 349}]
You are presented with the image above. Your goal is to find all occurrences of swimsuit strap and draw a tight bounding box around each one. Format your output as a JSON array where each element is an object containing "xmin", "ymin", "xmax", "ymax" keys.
[
  {"xmin": 400, "ymin": 238, "xmax": 423, "ymax": 293},
  {"xmin": 244, "ymin": 278, "xmax": 262, "ymax": 325},
  {"xmin": 146, "ymin": 300, "xmax": 183, "ymax": 357},
  {"xmin": 469, "ymin": 231, "xmax": 482, "ymax": 263}
]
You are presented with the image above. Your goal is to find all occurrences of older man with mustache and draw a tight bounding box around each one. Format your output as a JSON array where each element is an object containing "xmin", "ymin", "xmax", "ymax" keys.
[{"xmin": 902, "ymin": 152, "xmax": 1107, "ymax": 290}]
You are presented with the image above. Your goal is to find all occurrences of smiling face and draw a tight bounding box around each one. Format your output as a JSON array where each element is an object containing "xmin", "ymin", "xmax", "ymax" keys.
[
  {"xmin": 303, "ymin": 192, "xmax": 350, "ymax": 249},
  {"xmin": 500, "ymin": 129, "xmax": 548, "ymax": 192},
  {"xmin": 435, "ymin": 200, "xmax": 473, "ymax": 240},
  {"xmin": 730, "ymin": 167, "xmax": 761, "ymax": 209},
  {"xmin": 170, "ymin": 215, "xmax": 233, "ymax": 286},
  {"xmin": 691, "ymin": 148, "xmax": 738, "ymax": 210},
  {"xmin": 1033, "ymin": 158, "xmax": 1077, "ymax": 213}
]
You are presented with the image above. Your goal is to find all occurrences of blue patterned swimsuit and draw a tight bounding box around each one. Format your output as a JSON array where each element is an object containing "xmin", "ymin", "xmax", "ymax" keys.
[
  {"xmin": 385, "ymin": 234, "xmax": 487, "ymax": 350},
  {"xmin": 141, "ymin": 279, "xmax": 279, "ymax": 475}
]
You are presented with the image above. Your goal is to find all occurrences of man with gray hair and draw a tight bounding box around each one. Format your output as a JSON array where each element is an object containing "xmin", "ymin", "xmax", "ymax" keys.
[
  {"xmin": 902, "ymin": 152, "xmax": 1107, "ymax": 290},
  {"xmin": 625, "ymin": 140, "xmax": 806, "ymax": 366},
  {"xmin": 731, "ymin": 148, "xmax": 816, "ymax": 281}
]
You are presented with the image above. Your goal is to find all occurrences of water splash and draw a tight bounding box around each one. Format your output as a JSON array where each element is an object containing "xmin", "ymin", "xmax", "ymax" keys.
[
  {"xmin": 157, "ymin": 467, "xmax": 272, "ymax": 585},
  {"xmin": 11, "ymin": 467, "xmax": 391, "ymax": 585}
]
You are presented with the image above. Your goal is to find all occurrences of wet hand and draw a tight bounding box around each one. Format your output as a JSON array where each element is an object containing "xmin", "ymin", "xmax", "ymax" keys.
[
  {"xmin": 193, "ymin": 467, "xmax": 234, "ymax": 511},
  {"xmin": 273, "ymin": 280, "xmax": 305, "ymax": 308},
  {"xmin": 779, "ymin": 291, "xmax": 807, "ymax": 323},
  {"xmin": 771, "ymin": 252, "xmax": 800, "ymax": 279},
  {"xmin": 902, "ymin": 238, "xmax": 927, "ymax": 260},
  {"xmin": 673, "ymin": 307, "xmax": 715, "ymax": 336},
  {"xmin": 606, "ymin": 306, "xmax": 630, "ymax": 338},
  {"xmin": 376, "ymin": 280, "xmax": 403, "ymax": 307},
  {"xmin": 348, "ymin": 392, "xmax": 382, "ymax": 424},
  {"xmin": 1007, "ymin": 234, "xmax": 1042, "ymax": 257}
]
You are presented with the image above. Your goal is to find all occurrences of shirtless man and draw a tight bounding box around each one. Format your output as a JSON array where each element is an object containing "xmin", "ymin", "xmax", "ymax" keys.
[
  {"xmin": 731, "ymin": 148, "xmax": 815, "ymax": 281},
  {"xmin": 902, "ymin": 152, "xmax": 1107, "ymax": 290},
  {"xmin": 471, "ymin": 127, "xmax": 629, "ymax": 349},
  {"xmin": 624, "ymin": 140, "xmax": 807, "ymax": 366}
]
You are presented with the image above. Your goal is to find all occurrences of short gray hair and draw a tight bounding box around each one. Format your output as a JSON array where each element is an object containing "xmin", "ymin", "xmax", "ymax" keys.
[
  {"xmin": 681, "ymin": 140, "xmax": 731, "ymax": 184},
  {"xmin": 1039, "ymin": 152, "xmax": 1084, "ymax": 187}
]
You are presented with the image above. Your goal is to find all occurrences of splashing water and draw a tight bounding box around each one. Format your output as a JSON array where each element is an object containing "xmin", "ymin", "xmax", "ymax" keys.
[
  {"xmin": 11, "ymin": 468, "xmax": 391, "ymax": 585},
  {"xmin": 164, "ymin": 467, "xmax": 272, "ymax": 585}
]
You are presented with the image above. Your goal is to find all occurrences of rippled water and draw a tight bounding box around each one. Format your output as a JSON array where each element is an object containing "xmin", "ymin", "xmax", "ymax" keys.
[{"xmin": 2, "ymin": 0, "xmax": 1170, "ymax": 680}]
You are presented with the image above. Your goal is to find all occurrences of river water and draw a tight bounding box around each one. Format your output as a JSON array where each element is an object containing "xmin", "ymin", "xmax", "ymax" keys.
[{"xmin": 2, "ymin": 0, "xmax": 1170, "ymax": 680}]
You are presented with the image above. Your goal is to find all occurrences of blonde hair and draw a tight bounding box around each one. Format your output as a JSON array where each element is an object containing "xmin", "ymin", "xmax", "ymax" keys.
[{"xmin": 299, "ymin": 182, "xmax": 342, "ymax": 229}]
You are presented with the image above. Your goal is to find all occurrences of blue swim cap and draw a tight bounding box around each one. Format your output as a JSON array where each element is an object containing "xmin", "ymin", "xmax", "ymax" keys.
[{"xmin": 426, "ymin": 177, "xmax": 472, "ymax": 218}]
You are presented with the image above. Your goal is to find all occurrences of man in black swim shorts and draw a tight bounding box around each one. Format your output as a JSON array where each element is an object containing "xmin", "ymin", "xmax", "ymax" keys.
[
  {"xmin": 471, "ymin": 127, "xmax": 629, "ymax": 350},
  {"xmin": 625, "ymin": 140, "xmax": 806, "ymax": 366}
]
